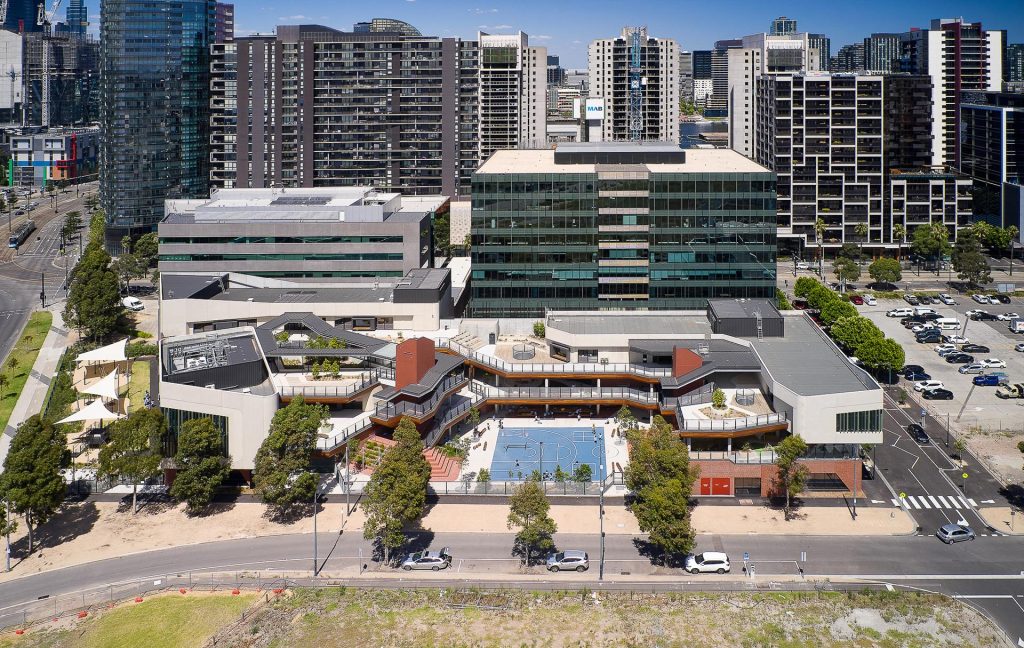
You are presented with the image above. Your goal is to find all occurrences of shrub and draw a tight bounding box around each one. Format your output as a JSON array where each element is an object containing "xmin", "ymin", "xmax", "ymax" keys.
[
  {"xmin": 711, "ymin": 388, "xmax": 726, "ymax": 409},
  {"xmin": 126, "ymin": 342, "xmax": 157, "ymax": 358},
  {"xmin": 533, "ymin": 321, "xmax": 545, "ymax": 338}
]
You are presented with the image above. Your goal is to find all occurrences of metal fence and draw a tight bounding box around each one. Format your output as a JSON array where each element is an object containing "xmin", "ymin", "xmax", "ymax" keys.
[
  {"xmin": 470, "ymin": 383, "xmax": 660, "ymax": 406},
  {"xmin": 279, "ymin": 374, "xmax": 379, "ymax": 400},
  {"xmin": 373, "ymin": 374, "xmax": 468, "ymax": 420},
  {"xmin": 677, "ymin": 413, "xmax": 787, "ymax": 432},
  {"xmin": 437, "ymin": 339, "xmax": 672, "ymax": 378}
]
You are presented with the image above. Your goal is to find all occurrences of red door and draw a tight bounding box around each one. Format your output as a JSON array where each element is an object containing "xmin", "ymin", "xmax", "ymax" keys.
[
  {"xmin": 711, "ymin": 478, "xmax": 731, "ymax": 496},
  {"xmin": 699, "ymin": 477, "xmax": 712, "ymax": 496}
]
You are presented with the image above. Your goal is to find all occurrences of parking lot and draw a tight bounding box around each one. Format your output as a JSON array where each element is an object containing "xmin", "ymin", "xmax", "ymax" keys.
[{"xmin": 857, "ymin": 295, "xmax": 1024, "ymax": 432}]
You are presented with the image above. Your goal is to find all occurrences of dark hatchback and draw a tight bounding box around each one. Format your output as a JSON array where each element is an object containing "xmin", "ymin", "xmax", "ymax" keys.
[
  {"xmin": 906, "ymin": 423, "xmax": 929, "ymax": 444},
  {"xmin": 945, "ymin": 353, "xmax": 974, "ymax": 364},
  {"xmin": 904, "ymin": 371, "xmax": 931, "ymax": 381},
  {"xmin": 960, "ymin": 344, "xmax": 990, "ymax": 354},
  {"xmin": 923, "ymin": 388, "xmax": 954, "ymax": 400}
]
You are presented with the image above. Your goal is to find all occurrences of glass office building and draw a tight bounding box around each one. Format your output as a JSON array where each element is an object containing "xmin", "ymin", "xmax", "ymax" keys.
[
  {"xmin": 100, "ymin": 0, "xmax": 214, "ymax": 251},
  {"xmin": 469, "ymin": 143, "xmax": 777, "ymax": 317}
]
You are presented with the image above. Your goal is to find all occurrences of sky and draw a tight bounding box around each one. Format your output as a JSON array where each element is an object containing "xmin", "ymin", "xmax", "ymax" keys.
[{"xmin": 217, "ymin": 0, "xmax": 1024, "ymax": 68}]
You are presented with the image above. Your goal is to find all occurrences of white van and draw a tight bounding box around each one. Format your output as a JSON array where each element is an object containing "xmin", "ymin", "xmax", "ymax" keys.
[
  {"xmin": 914, "ymin": 307, "xmax": 937, "ymax": 316},
  {"xmin": 121, "ymin": 296, "xmax": 144, "ymax": 312},
  {"xmin": 934, "ymin": 317, "xmax": 960, "ymax": 330}
]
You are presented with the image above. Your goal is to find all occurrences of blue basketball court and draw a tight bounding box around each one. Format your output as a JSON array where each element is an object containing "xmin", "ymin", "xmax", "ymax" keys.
[{"xmin": 491, "ymin": 426, "xmax": 605, "ymax": 481}]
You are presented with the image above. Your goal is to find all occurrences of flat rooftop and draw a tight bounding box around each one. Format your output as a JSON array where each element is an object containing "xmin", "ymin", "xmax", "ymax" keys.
[
  {"xmin": 752, "ymin": 314, "xmax": 879, "ymax": 396},
  {"xmin": 547, "ymin": 312, "xmax": 712, "ymax": 336},
  {"xmin": 477, "ymin": 146, "xmax": 770, "ymax": 175},
  {"xmin": 708, "ymin": 298, "xmax": 783, "ymax": 320}
]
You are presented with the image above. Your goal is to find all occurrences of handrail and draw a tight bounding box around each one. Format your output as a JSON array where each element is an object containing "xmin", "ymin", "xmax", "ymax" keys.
[
  {"xmin": 437, "ymin": 338, "xmax": 672, "ymax": 378},
  {"xmin": 372, "ymin": 374, "xmax": 467, "ymax": 421},
  {"xmin": 677, "ymin": 412, "xmax": 787, "ymax": 432},
  {"xmin": 317, "ymin": 417, "xmax": 373, "ymax": 451},
  {"xmin": 470, "ymin": 383, "xmax": 659, "ymax": 405},
  {"xmin": 278, "ymin": 373, "xmax": 379, "ymax": 399},
  {"xmin": 668, "ymin": 383, "xmax": 715, "ymax": 408},
  {"xmin": 424, "ymin": 393, "xmax": 482, "ymax": 447}
]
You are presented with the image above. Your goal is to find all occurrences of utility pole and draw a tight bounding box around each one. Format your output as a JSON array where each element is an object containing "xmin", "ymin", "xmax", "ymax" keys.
[
  {"xmin": 5, "ymin": 498, "xmax": 10, "ymax": 572},
  {"xmin": 599, "ymin": 460, "xmax": 605, "ymax": 580},
  {"xmin": 39, "ymin": 271, "xmax": 45, "ymax": 307}
]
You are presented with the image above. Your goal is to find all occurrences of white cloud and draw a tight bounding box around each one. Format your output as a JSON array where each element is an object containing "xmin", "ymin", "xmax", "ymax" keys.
[
  {"xmin": 278, "ymin": 14, "xmax": 308, "ymax": 21},
  {"xmin": 533, "ymin": 34, "xmax": 552, "ymax": 41},
  {"xmin": 470, "ymin": 8, "xmax": 499, "ymax": 14},
  {"xmin": 478, "ymin": 24, "xmax": 513, "ymax": 30}
]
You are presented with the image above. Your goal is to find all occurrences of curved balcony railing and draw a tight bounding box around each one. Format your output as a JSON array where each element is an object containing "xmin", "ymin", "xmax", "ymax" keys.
[
  {"xmin": 278, "ymin": 373, "xmax": 380, "ymax": 400},
  {"xmin": 436, "ymin": 339, "xmax": 671, "ymax": 379},
  {"xmin": 317, "ymin": 417, "xmax": 373, "ymax": 452},
  {"xmin": 668, "ymin": 383, "xmax": 715, "ymax": 408},
  {"xmin": 470, "ymin": 383, "xmax": 660, "ymax": 405},
  {"xmin": 371, "ymin": 374, "xmax": 467, "ymax": 422},
  {"xmin": 678, "ymin": 412, "xmax": 787, "ymax": 432}
]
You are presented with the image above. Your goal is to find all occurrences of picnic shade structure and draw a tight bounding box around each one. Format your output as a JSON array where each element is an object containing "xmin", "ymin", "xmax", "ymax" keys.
[
  {"xmin": 79, "ymin": 368, "xmax": 120, "ymax": 402},
  {"xmin": 75, "ymin": 338, "xmax": 128, "ymax": 365},
  {"xmin": 56, "ymin": 399, "xmax": 125, "ymax": 425}
]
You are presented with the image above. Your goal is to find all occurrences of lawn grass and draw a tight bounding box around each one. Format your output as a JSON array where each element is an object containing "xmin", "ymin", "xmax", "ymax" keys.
[
  {"xmin": 0, "ymin": 311, "xmax": 53, "ymax": 432},
  {"xmin": 121, "ymin": 359, "xmax": 150, "ymax": 410}
]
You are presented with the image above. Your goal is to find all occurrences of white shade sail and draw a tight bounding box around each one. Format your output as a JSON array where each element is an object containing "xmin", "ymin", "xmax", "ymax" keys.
[
  {"xmin": 56, "ymin": 400, "xmax": 124, "ymax": 424},
  {"xmin": 75, "ymin": 339, "xmax": 128, "ymax": 365},
  {"xmin": 80, "ymin": 369, "xmax": 119, "ymax": 401}
]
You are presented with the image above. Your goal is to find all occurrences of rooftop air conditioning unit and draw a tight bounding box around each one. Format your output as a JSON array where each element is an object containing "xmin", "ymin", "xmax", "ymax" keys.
[{"xmin": 205, "ymin": 384, "xmax": 216, "ymax": 389}]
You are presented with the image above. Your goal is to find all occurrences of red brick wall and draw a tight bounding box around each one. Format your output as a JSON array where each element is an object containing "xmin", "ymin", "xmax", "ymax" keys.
[
  {"xmin": 396, "ymin": 338, "xmax": 436, "ymax": 390},
  {"xmin": 691, "ymin": 458, "xmax": 862, "ymax": 497},
  {"xmin": 672, "ymin": 347, "xmax": 703, "ymax": 378}
]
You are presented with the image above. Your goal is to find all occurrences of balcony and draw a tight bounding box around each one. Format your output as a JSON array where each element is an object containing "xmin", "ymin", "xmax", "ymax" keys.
[{"xmin": 470, "ymin": 383, "xmax": 661, "ymax": 407}]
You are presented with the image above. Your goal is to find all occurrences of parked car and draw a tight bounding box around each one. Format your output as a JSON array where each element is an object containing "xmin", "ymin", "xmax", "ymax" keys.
[
  {"xmin": 401, "ymin": 548, "xmax": 453, "ymax": 571},
  {"xmin": 1016, "ymin": 343, "xmax": 1024, "ymax": 353},
  {"xmin": 988, "ymin": 296, "xmax": 1002, "ymax": 305},
  {"xmin": 911, "ymin": 323, "xmax": 937, "ymax": 334},
  {"xmin": 936, "ymin": 523, "xmax": 975, "ymax": 544},
  {"xmin": 916, "ymin": 332, "xmax": 943, "ymax": 343},
  {"xmin": 792, "ymin": 299, "xmax": 809, "ymax": 310},
  {"xmin": 121, "ymin": 296, "xmax": 144, "ymax": 311},
  {"xmin": 903, "ymin": 294, "xmax": 920, "ymax": 306},
  {"xmin": 902, "ymin": 364, "xmax": 924, "ymax": 375},
  {"xmin": 923, "ymin": 388, "xmax": 955, "ymax": 400},
  {"xmin": 945, "ymin": 353, "xmax": 974, "ymax": 364},
  {"xmin": 850, "ymin": 295, "xmax": 864, "ymax": 305},
  {"xmin": 995, "ymin": 294, "xmax": 1012, "ymax": 304},
  {"xmin": 946, "ymin": 335, "xmax": 970, "ymax": 345},
  {"xmin": 960, "ymin": 344, "xmax": 990, "ymax": 354},
  {"xmin": 936, "ymin": 347, "xmax": 960, "ymax": 357},
  {"xmin": 972, "ymin": 312, "xmax": 998, "ymax": 321},
  {"xmin": 904, "ymin": 371, "xmax": 932, "ymax": 381},
  {"xmin": 796, "ymin": 262, "xmax": 811, "ymax": 270},
  {"xmin": 980, "ymin": 358, "xmax": 1007, "ymax": 368},
  {"xmin": 997, "ymin": 312, "xmax": 1020, "ymax": 321},
  {"xmin": 972, "ymin": 294, "xmax": 990, "ymax": 304},
  {"xmin": 933, "ymin": 343, "xmax": 957, "ymax": 354},
  {"xmin": 965, "ymin": 309, "xmax": 988, "ymax": 319},
  {"xmin": 958, "ymin": 363, "xmax": 985, "ymax": 374},
  {"xmin": 938, "ymin": 293, "xmax": 957, "ymax": 305},
  {"xmin": 914, "ymin": 380, "xmax": 944, "ymax": 392},
  {"xmin": 906, "ymin": 423, "xmax": 929, "ymax": 444},
  {"xmin": 864, "ymin": 295, "xmax": 877, "ymax": 306},
  {"xmin": 684, "ymin": 552, "xmax": 731, "ymax": 575},
  {"xmin": 973, "ymin": 374, "xmax": 1009, "ymax": 387},
  {"xmin": 887, "ymin": 308, "xmax": 915, "ymax": 318},
  {"xmin": 546, "ymin": 550, "xmax": 589, "ymax": 572}
]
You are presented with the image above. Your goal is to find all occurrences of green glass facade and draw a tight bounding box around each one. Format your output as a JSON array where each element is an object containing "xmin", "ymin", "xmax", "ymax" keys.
[{"xmin": 469, "ymin": 171, "xmax": 778, "ymax": 317}]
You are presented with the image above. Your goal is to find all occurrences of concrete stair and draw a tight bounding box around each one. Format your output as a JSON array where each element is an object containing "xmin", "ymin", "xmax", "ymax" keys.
[{"xmin": 452, "ymin": 331, "xmax": 485, "ymax": 351}]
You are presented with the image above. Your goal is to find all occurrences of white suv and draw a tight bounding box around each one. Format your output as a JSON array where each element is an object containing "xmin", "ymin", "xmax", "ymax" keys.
[
  {"xmin": 684, "ymin": 552, "xmax": 731, "ymax": 574},
  {"xmin": 938, "ymin": 293, "xmax": 956, "ymax": 305},
  {"xmin": 914, "ymin": 380, "xmax": 944, "ymax": 392}
]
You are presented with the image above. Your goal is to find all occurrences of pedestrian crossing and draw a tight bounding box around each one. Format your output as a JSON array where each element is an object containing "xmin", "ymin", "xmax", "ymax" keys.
[{"xmin": 891, "ymin": 495, "xmax": 977, "ymax": 510}]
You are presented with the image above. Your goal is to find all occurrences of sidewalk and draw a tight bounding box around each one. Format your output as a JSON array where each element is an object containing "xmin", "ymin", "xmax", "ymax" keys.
[{"xmin": 0, "ymin": 308, "xmax": 70, "ymax": 467}]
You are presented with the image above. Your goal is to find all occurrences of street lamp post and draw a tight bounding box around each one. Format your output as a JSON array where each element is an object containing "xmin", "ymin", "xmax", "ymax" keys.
[
  {"xmin": 598, "ymin": 460, "xmax": 605, "ymax": 581},
  {"xmin": 538, "ymin": 441, "xmax": 544, "ymax": 480}
]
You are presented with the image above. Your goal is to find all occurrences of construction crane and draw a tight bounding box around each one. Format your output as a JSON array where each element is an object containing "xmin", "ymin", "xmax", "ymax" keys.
[
  {"xmin": 627, "ymin": 26, "xmax": 646, "ymax": 142},
  {"xmin": 37, "ymin": 0, "xmax": 64, "ymax": 127}
]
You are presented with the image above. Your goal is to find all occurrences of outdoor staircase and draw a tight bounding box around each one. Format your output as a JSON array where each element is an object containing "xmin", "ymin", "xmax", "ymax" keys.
[
  {"xmin": 452, "ymin": 331, "xmax": 486, "ymax": 351},
  {"xmin": 350, "ymin": 433, "xmax": 461, "ymax": 481}
]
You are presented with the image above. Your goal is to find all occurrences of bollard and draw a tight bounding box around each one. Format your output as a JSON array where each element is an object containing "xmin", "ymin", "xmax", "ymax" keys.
[
  {"xmin": 179, "ymin": 588, "xmax": 187, "ymax": 595},
  {"xmin": 231, "ymin": 589, "xmax": 240, "ymax": 596},
  {"xmin": 14, "ymin": 629, "xmax": 23, "ymax": 635},
  {"xmin": 134, "ymin": 597, "xmax": 143, "ymax": 603},
  {"xmin": 272, "ymin": 588, "xmax": 284, "ymax": 595},
  {"xmin": 77, "ymin": 611, "xmax": 88, "ymax": 619}
]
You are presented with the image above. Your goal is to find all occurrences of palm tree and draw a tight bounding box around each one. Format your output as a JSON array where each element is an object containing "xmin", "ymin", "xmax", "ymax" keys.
[
  {"xmin": 893, "ymin": 224, "xmax": 907, "ymax": 263},
  {"xmin": 854, "ymin": 222, "xmax": 869, "ymax": 261}
]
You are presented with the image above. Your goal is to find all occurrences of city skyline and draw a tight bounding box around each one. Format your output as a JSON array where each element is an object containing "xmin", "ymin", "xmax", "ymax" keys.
[{"xmin": 225, "ymin": 0, "xmax": 1024, "ymax": 68}]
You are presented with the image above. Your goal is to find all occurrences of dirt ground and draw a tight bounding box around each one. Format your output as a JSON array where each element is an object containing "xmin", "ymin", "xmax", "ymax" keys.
[
  {"xmin": 960, "ymin": 427, "xmax": 1024, "ymax": 488},
  {"xmin": 0, "ymin": 500, "xmax": 911, "ymax": 583},
  {"xmin": 205, "ymin": 587, "xmax": 1009, "ymax": 648}
]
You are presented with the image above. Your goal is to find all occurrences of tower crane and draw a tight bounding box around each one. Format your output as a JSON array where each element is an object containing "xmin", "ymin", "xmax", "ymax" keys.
[{"xmin": 37, "ymin": 0, "xmax": 64, "ymax": 127}]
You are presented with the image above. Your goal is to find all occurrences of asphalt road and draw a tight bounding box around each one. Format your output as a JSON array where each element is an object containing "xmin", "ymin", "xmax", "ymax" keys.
[{"xmin": 0, "ymin": 530, "xmax": 1021, "ymax": 639}]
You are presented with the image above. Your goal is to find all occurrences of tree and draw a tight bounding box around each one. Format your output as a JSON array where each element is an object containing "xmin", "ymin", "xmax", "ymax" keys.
[
  {"xmin": 361, "ymin": 417, "xmax": 431, "ymax": 564},
  {"xmin": 892, "ymin": 224, "xmax": 907, "ymax": 262},
  {"xmin": 832, "ymin": 256, "xmax": 861, "ymax": 290},
  {"xmin": 467, "ymin": 406, "xmax": 481, "ymax": 430},
  {"xmin": 854, "ymin": 222, "xmax": 869, "ymax": 244},
  {"xmin": 806, "ymin": 282, "xmax": 838, "ymax": 311},
  {"xmin": 507, "ymin": 478, "xmax": 557, "ymax": 566},
  {"xmin": 98, "ymin": 408, "xmax": 165, "ymax": 514},
  {"xmin": 0, "ymin": 416, "xmax": 68, "ymax": 553},
  {"xmin": 0, "ymin": 374, "xmax": 7, "ymax": 398},
  {"xmin": 793, "ymin": 276, "xmax": 819, "ymax": 299},
  {"xmin": 532, "ymin": 321, "xmax": 545, "ymax": 338},
  {"xmin": 830, "ymin": 316, "xmax": 883, "ymax": 352},
  {"xmin": 477, "ymin": 468, "xmax": 491, "ymax": 483},
  {"xmin": 814, "ymin": 217, "xmax": 827, "ymax": 260},
  {"xmin": 169, "ymin": 418, "xmax": 231, "ymax": 514},
  {"xmin": 432, "ymin": 211, "xmax": 451, "ymax": 257},
  {"xmin": 111, "ymin": 253, "xmax": 145, "ymax": 294},
  {"xmin": 868, "ymin": 258, "xmax": 902, "ymax": 285},
  {"xmin": 911, "ymin": 223, "xmax": 951, "ymax": 272},
  {"xmin": 573, "ymin": 463, "xmax": 593, "ymax": 483},
  {"xmin": 855, "ymin": 337, "xmax": 905, "ymax": 374},
  {"xmin": 625, "ymin": 416, "xmax": 697, "ymax": 563},
  {"xmin": 134, "ymin": 232, "xmax": 158, "ymax": 266},
  {"xmin": 5, "ymin": 356, "xmax": 18, "ymax": 376},
  {"xmin": 614, "ymin": 405, "xmax": 639, "ymax": 435},
  {"xmin": 631, "ymin": 478, "xmax": 696, "ymax": 563},
  {"xmin": 63, "ymin": 246, "xmax": 123, "ymax": 341},
  {"xmin": 253, "ymin": 396, "xmax": 327, "ymax": 509},
  {"xmin": 711, "ymin": 388, "xmax": 726, "ymax": 410},
  {"xmin": 775, "ymin": 288, "xmax": 792, "ymax": 310},
  {"xmin": 773, "ymin": 434, "xmax": 809, "ymax": 521},
  {"xmin": 819, "ymin": 298, "xmax": 858, "ymax": 327},
  {"xmin": 952, "ymin": 230, "xmax": 992, "ymax": 288}
]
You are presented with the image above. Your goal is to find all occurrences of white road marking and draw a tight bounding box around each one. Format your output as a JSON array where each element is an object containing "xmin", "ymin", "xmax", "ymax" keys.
[
  {"xmin": 919, "ymin": 497, "xmax": 932, "ymax": 509},
  {"xmin": 937, "ymin": 496, "xmax": 951, "ymax": 508},
  {"xmin": 928, "ymin": 496, "xmax": 942, "ymax": 508},
  {"xmin": 907, "ymin": 496, "xmax": 922, "ymax": 509}
]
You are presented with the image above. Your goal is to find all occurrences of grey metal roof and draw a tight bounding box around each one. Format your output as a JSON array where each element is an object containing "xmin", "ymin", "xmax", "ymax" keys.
[
  {"xmin": 211, "ymin": 286, "xmax": 400, "ymax": 304},
  {"xmin": 751, "ymin": 314, "xmax": 880, "ymax": 396},
  {"xmin": 253, "ymin": 313, "xmax": 389, "ymax": 355},
  {"xmin": 375, "ymin": 352, "xmax": 466, "ymax": 401},
  {"xmin": 708, "ymin": 298, "xmax": 782, "ymax": 320},
  {"xmin": 161, "ymin": 273, "xmax": 227, "ymax": 299},
  {"xmin": 547, "ymin": 313, "xmax": 712, "ymax": 336}
]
